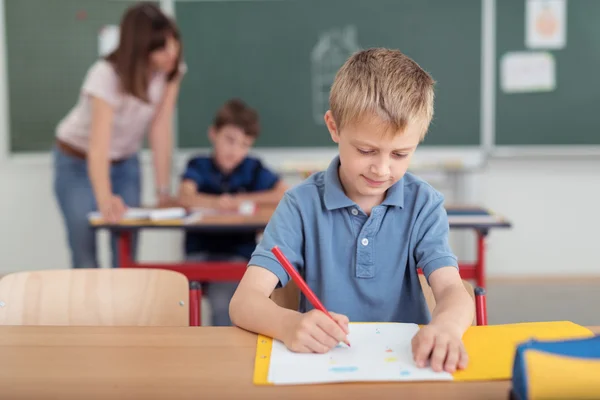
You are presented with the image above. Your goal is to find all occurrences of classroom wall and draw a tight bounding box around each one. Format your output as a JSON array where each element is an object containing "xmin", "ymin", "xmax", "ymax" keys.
[
  {"xmin": 1, "ymin": 6, "xmax": 599, "ymax": 279},
  {"xmin": 480, "ymin": 157, "xmax": 600, "ymax": 277},
  {"xmin": 1, "ymin": 152, "xmax": 599, "ymax": 278},
  {"xmin": 0, "ymin": 157, "xmax": 185, "ymax": 273}
]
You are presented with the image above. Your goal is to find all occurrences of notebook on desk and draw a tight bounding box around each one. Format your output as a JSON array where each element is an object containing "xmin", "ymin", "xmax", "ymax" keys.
[
  {"xmin": 254, "ymin": 321, "xmax": 593, "ymax": 385},
  {"xmin": 87, "ymin": 207, "xmax": 187, "ymax": 223},
  {"xmin": 87, "ymin": 201, "xmax": 256, "ymax": 224}
]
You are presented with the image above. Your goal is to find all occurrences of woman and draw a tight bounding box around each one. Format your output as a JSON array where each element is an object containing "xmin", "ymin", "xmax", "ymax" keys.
[{"xmin": 53, "ymin": 2, "xmax": 185, "ymax": 269}]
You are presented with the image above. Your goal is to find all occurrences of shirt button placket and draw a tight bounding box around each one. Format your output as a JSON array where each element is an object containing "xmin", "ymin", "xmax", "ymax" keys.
[{"xmin": 356, "ymin": 232, "xmax": 373, "ymax": 278}]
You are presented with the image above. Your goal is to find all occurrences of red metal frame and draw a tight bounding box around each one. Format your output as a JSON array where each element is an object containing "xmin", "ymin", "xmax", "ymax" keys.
[
  {"xmin": 455, "ymin": 230, "xmax": 487, "ymax": 289},
  {"xmin": 117, "ymin": 228, "xmax": 490, "ymax": 326},
  {"xmin": 117, "ymin": 232, "xmax": 246, "ymax": 326}
]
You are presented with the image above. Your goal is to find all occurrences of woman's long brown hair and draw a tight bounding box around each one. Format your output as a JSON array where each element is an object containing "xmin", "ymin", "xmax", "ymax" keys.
[{"xmin": 106, "ymin": 2, "xmax": 182, "ymax": 102}]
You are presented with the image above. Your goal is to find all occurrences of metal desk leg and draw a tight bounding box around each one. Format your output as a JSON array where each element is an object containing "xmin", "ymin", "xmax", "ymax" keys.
[
  {"xmin": 117, "ymin": 231, "xmax": 133, "ymax": 268},
  {"xmin": 475, "ymin": 230, "xmax": 488, "ymax": 289},
  {"xmin": 189, "ymin": 281, "xmax": 202, "ymax": 327}
]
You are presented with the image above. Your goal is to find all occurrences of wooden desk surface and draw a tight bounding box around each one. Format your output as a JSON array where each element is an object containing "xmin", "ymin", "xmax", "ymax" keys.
[
  {"xmin": 2, "ymin": 326, "xmax": 596, "ymax": 400},
  {"xmin": 91, "ymin": 205, "xmax": 510, "ymax": 231},
  {"xmin": 91, "ymin": 206, "xmax": 276, "ymax": 231}
]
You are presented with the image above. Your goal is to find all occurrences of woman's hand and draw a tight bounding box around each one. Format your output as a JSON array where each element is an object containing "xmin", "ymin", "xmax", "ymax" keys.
[{"xmin": 98, "ymin": 194, "xmax": 127, "ymax": 223}]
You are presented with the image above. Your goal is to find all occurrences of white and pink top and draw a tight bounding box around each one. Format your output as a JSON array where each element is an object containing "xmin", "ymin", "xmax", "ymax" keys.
[{"xmin": 56, "ymin": 60, "xmax": 184, "ymax": 160}]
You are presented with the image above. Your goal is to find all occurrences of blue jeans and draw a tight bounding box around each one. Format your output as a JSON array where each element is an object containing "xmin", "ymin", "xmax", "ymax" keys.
[
  {"xmin": 186, "ymin": 253, "xmax": 245, "ymax": 326},
  {"xmin": 53, "ymin": 145, "xmax": 141, "ymax": 269}
]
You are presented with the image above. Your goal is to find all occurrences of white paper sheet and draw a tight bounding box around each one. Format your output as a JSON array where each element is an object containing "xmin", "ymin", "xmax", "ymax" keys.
[
  {"xmin": 526, "ymin": 0, "xmax": 566, "ymax": 49},
  {"xmin": 87, "ymin": 207, "xmax": 186, "ymax": 222},
  {"xmin": 501, "ymin": 51, "xmax": 556, "ymax": 93},
  {"xmin": 267, "ymin": 323, "xmax": 453, "ymax": 385}
]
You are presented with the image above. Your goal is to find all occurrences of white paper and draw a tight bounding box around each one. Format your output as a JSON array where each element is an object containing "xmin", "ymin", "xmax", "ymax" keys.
[
  {"xmin": 87, "ymin": 207, "xmax": 186, "ymax": 222},
  {"xmin": 526, "ymin": 0, "xmax": 566, "ymax": 49},
  {"xmin": 189, "ymin": 201, "xmax": 256, "ymax": 217},
  {"xmin": 98, "ymin": 25, "xmax": 120, "ymax": 57},
  {"xmin": 148, "ymin": 207, "xmax": 187, "ymax": 221},
  {"xmin": 501, "ymin": 52, "xmax": 556, "ymax": 93},
  {"xmin": 267, "ymin": 323, "xmax": 453, "ymax": 385}
]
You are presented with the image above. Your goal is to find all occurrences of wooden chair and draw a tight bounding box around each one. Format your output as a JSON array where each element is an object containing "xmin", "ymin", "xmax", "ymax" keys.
[
  {"xmin": 270, "ymin": 274, "xmax": 488, "ymax": 326},
  {"xmin": 0, "ymin": 268, "xmax": 189, "ymax": 326}
]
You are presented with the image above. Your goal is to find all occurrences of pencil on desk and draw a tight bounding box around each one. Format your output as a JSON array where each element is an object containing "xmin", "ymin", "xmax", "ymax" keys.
[{"xmin": 271, "ymin": 245, "xmax": 351, "ymax": 347}]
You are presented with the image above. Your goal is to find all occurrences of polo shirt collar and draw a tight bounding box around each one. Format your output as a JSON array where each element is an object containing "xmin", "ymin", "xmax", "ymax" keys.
[
  {"xmin": 323, "ymin": 155, "xmax": 405, "ymax": 210},
  {"xmin": 323, "ymin": 156, "xmax": 355, "ymax": 210}
]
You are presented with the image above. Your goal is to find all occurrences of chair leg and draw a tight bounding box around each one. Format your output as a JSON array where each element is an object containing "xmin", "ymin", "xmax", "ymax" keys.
[
  {"xmin": 117, "ymin": 231, "xmax": 133, "ymax": 268},
  {"xmin": 189, "ymin": 281, "xmax": 202, "ymax": 327},
  {"xmin": 474, "ymin": 287, "xmax": 487, "ymax": 326}
]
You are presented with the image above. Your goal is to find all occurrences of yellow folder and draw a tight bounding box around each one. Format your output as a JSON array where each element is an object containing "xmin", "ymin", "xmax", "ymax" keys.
[{"xmin": 254, "ymin": 321, "xmax": 593, "ymax": 385}]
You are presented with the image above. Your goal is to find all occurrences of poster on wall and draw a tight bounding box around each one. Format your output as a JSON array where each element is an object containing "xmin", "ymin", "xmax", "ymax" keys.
[
  {"xmin": 526, "ymin": 0, "xmax": 567, "ymax": 49},
  {"xmin": 500, "ymin": 52, "xmax": 556, "ymax": 93}
]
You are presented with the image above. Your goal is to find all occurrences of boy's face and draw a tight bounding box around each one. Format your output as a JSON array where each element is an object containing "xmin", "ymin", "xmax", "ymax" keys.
[
  {"xmin": 209, "ymin": 124, "xmax": 255, "ymax": 174},
  {"xmin": 324, "ymin": 110, "xmax": 422, "ymax": 207}
]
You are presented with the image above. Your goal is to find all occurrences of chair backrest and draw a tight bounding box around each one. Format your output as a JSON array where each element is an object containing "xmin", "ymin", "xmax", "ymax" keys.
[
  {"xmin": 0, "ymin": 268, "xmax": 189, "ymax": 326},
  {"xmin": 270, "ymin": 275, "xmax": 477, "ymax": 325}
]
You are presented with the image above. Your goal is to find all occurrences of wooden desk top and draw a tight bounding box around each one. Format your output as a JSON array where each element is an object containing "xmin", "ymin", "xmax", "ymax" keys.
[
  {"xmin": 91, "ymin": 206, "xmax": 276, "ymax": 232},
  {"xmin": 91, "ymin": 205, "xmax": 510, "ymax": 231},
  {"xmin": 2, "ymin": 326, "xmax": 595, "ymax": 400}
]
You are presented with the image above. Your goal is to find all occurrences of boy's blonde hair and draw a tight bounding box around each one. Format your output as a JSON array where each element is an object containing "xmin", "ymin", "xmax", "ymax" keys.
[{"xmin": 329, "ymin": 48, "xmax": 435, "ymax": 139}]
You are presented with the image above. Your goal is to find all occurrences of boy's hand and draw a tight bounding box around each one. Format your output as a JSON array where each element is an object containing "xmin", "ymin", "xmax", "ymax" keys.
[
  {"xmin": 157, "ymin": 193, "xmax": 177, "ymax": 208},
  {"xmin": 411, "ymin": 322, "xmax": 468, "ymax": 373},
  {"xmin": 216, "ymin": 194, "xmax": 240, "ymax": 211},
  {"xmin": 282, "ymin": 310, "xmax": 350, "ymax": 353}
]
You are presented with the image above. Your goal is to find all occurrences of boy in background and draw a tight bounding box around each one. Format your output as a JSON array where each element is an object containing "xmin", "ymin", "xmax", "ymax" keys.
[
  {"xmin": 229, "ymin": 49, "xmax": 474, "ymax": 373},
  {"xmin": 179, "ymin": 98, "xmax": 287, "ymax": 326}
]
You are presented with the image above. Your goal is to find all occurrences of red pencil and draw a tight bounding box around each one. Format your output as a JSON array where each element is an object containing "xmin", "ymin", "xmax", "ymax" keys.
[{"xmin": 271, "ymin": 245, "xmax": 351, "ymax": 347}]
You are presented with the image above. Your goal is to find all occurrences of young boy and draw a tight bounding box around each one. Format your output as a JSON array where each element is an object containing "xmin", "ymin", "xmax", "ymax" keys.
[
  {"xmin": 229, "ymin": 49, "xmax": 474, "ymax": 373},
  {"xmin": 178, "ymin": 98, "xmax": 287, "ymax": 326}
]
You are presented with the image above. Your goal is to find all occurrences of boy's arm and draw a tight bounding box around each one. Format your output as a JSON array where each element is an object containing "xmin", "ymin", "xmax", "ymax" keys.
[
  {"xmin": 235, "ymin": 180, "xmax": 288, "ymax": 205},
  {"xmin": 229, "ymin": 192, "xmax": 349, "ymax": 353},
  {"xmin": 428, "ymin": 267, "xmax": 474, "ymax": 335},
  {"xmin": 230, "ymin": 266, "xmax": 348, "ymax": 352},
  {"xmin": 177, "ymin": 179, "xmax": 220, "ymax": 209},
  {"xmin": 229, "ymin": 266, "xmax": 299, "ymax": 340},
  {"xmin": 411, "ymin": 192, "xmax": 474, "ymax": 372},
  {"xmin": 178, "ymin": 179, "xmax": 286, "ymax": 209},
  {"xmin": 413, "ymin": 192, "xmax": 472, "ymax": 327},
  {"xmin": 229, "ymin": 191, "xmax": 304, "ymax": 341},
  {"xmin": 413, "ymin": 267, "xmax": 473, "ymax": 373}
]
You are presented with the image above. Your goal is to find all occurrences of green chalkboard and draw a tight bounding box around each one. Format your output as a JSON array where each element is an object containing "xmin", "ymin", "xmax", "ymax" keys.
[
  {"xmin": 176, "ymin": 0, "xmax": 482, "ymax": 148},
  {"xmin": 496, "ymin": 0, "xmax": 600, "ymax": 146},
  {"xmin": 6, "ymin": 0, "xmax": 138, "ymax": 153}
]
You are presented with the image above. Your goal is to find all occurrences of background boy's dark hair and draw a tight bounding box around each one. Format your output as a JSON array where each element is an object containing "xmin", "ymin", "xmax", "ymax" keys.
[{"xmin": 213, "ymin": 98, "xmax": 260, "ymax": 139}]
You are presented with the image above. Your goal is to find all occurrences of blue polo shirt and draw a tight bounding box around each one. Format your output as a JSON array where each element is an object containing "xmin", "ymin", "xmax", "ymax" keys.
[
  {"xmin": 182, "ymin": 155, "xmax": 279, "ymax": 259},
  {"xmin": 249, "ymin": 156, "xmax": 458, "ymax": 324}
]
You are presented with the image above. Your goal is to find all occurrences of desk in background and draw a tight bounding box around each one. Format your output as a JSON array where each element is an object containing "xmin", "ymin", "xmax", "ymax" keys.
[
  {"xmin": 3, "ymin": 325, "xmax": 590, "ymax": 400},
  {"xmin": 92, "ymin": 206, "xmax": 510, "ymax": 325},
  {"xmin": 446, "ymin": 206, "xmax": 512, "ymax": 288},
  {"xmin": 92, "ymin": 208, "xmax": 273, "ymax": 326}
]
